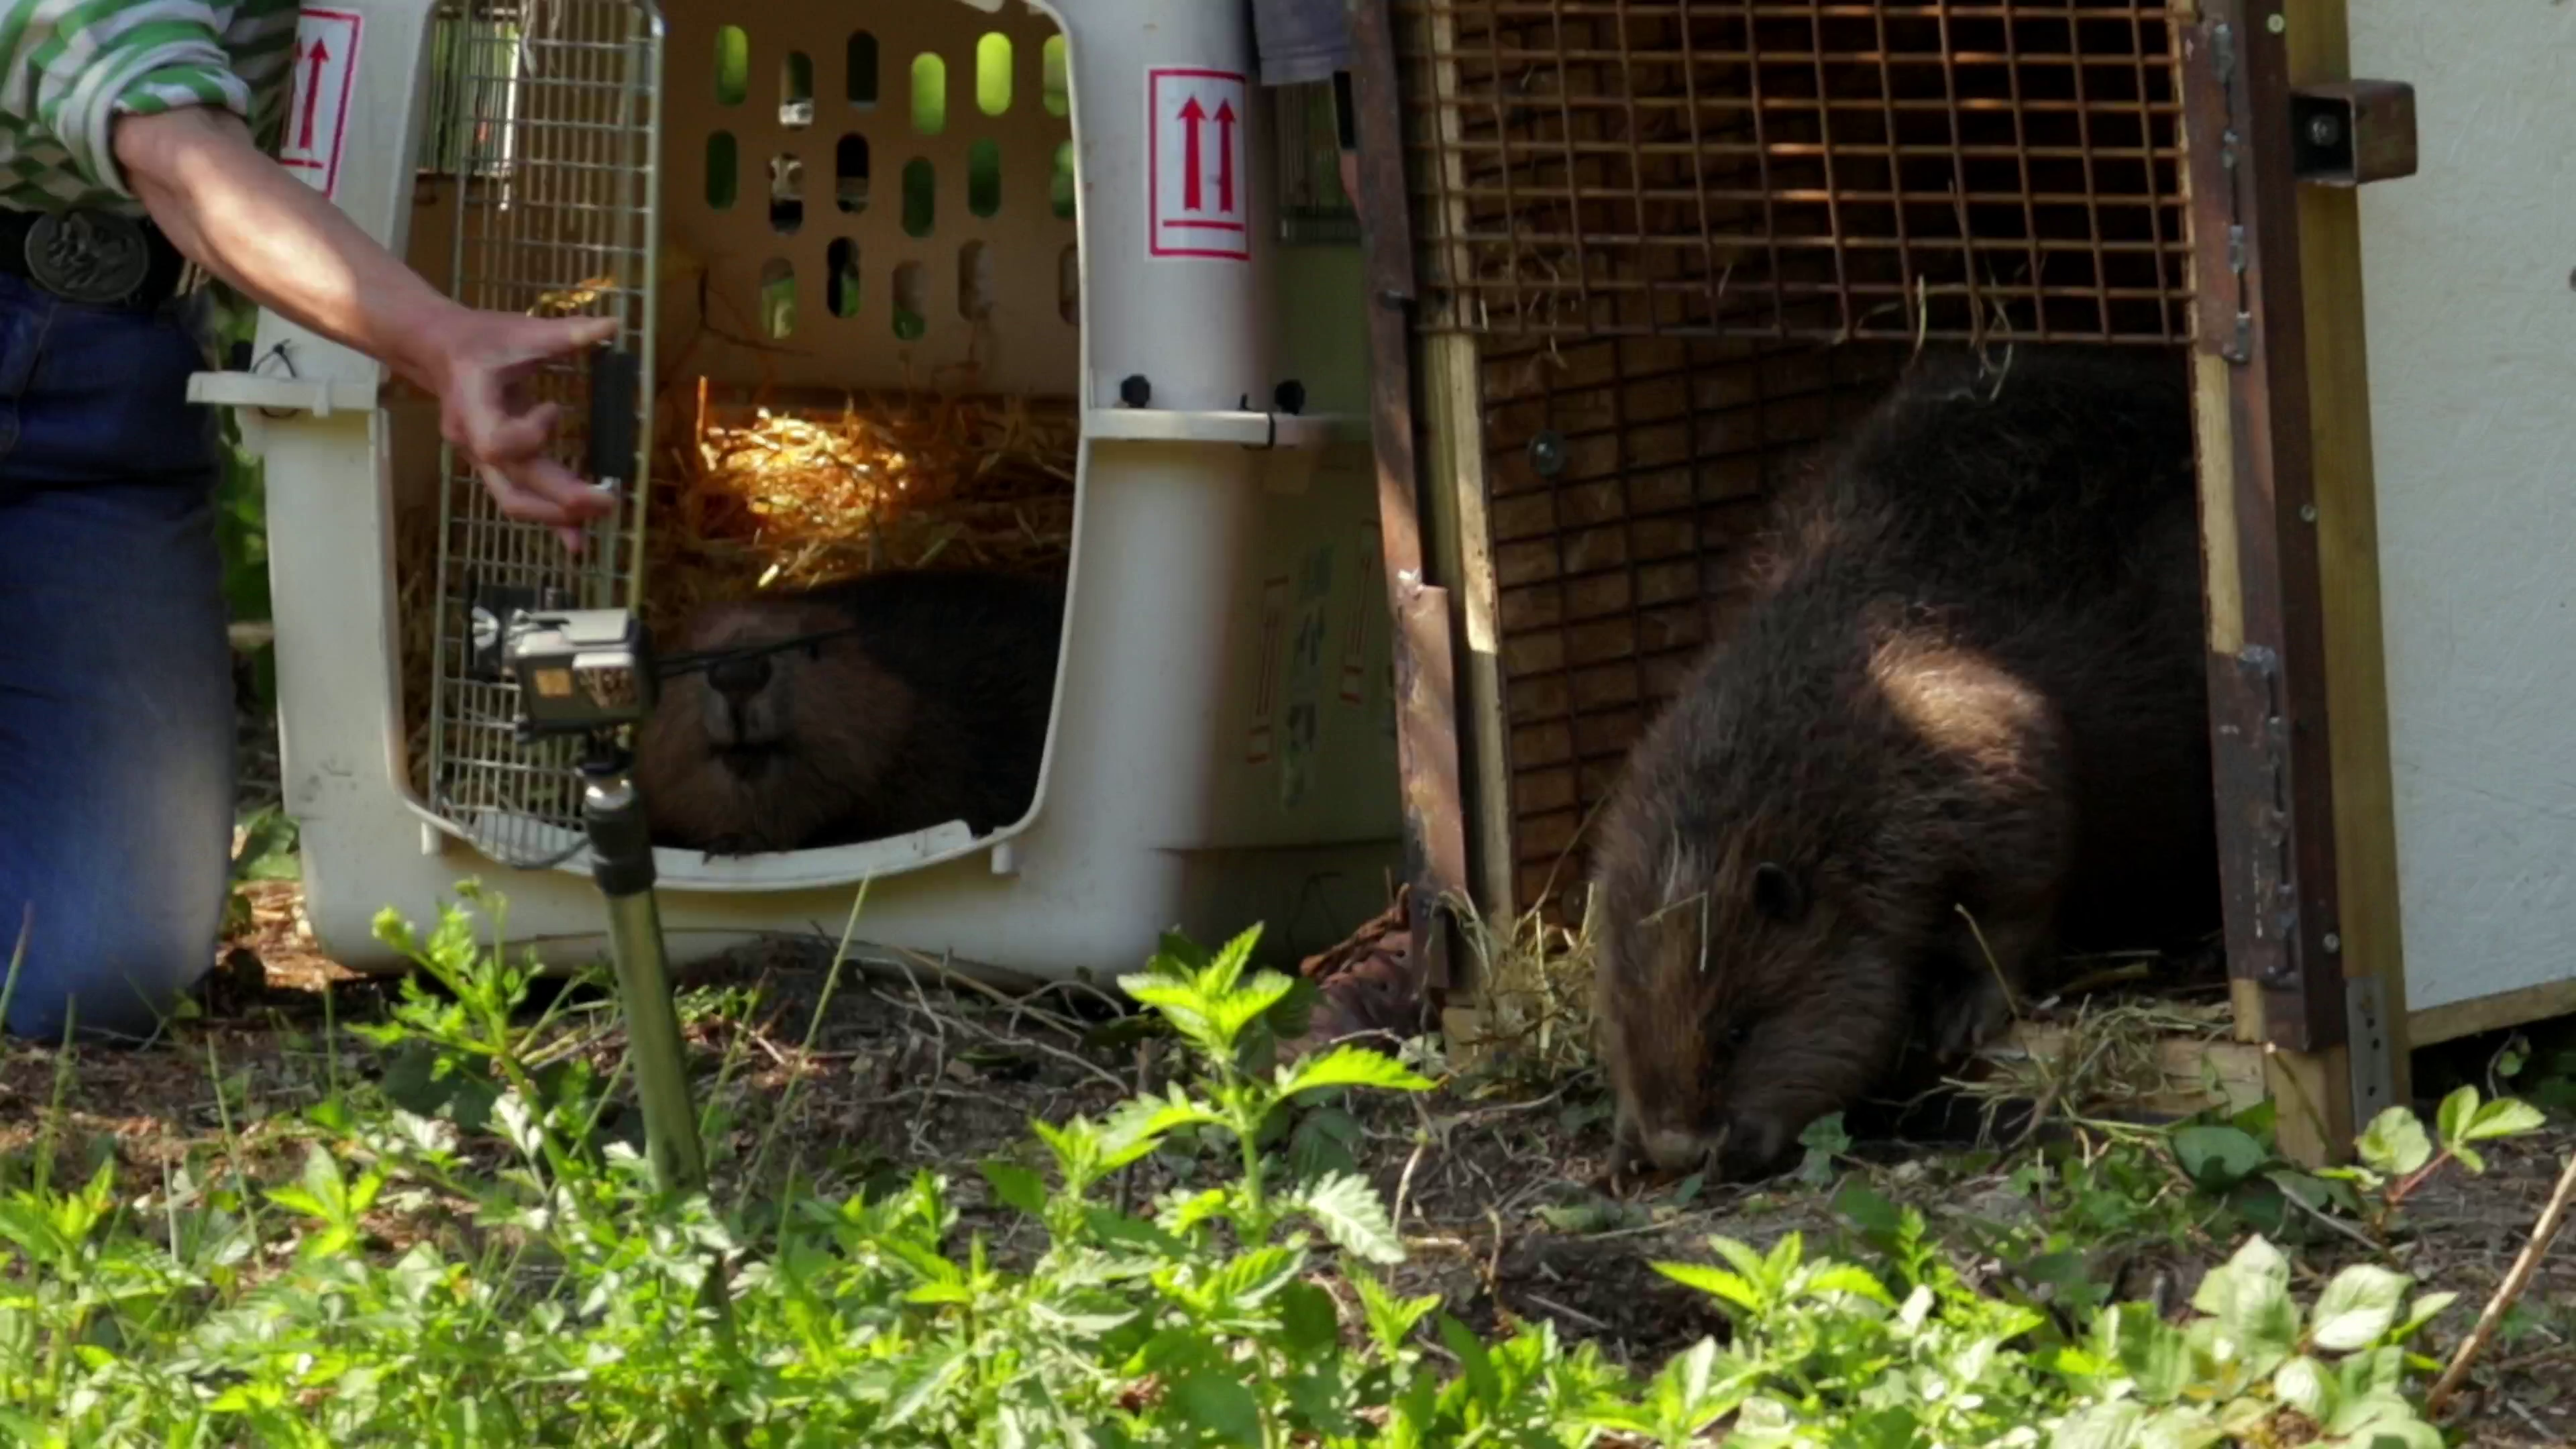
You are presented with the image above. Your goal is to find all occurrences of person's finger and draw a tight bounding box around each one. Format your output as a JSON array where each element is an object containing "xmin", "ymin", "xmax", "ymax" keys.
[
  {"xmin": 455, "ymin": 393, "xmax": 561, "ymax": 468},
  {"xmin": 555, "ymin": 524, "xmax": 587, "ymax": 555},
  {"xmin": 476, "ymin": 465, "xmax": 580, "ymax": 528},
  {"xmin": 496, "ymin": 452, "xmax": 617, "ymax": 519},
  {"xmin": 556, "ymin": 315, "xmax": 619, "ymax": 353},
  {"xmin": 493, "ymin": 315, "xmax": 620, "ymax": 379}
]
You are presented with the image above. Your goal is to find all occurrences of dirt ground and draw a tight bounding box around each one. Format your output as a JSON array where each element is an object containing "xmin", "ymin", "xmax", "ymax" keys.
[{"xmin": 3, "ymin": 698, "xmax": 2573, "ymax": 1446}]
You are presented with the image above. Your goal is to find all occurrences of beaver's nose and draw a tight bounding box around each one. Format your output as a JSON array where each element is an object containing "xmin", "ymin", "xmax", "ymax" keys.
[{"xmin": 707, "ymin": 652, "xmax": 771, "ymax": 702}]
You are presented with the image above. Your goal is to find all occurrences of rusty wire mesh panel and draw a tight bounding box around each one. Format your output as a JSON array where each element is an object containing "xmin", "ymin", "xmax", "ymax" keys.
[
  {"xmin": 1481, "ymin": 335, "xmax": 1908, "ymax": 910},
  {"xmin": 421, "ymin": 0, "xmax": 663, "ymax": 868},
  {"xmin": 1393, "ymin": 0, "xmax": 2194, "ymax": 345}
]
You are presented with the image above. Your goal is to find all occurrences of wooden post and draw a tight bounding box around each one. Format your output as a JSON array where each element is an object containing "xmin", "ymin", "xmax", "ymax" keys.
[
  {"xmin": 1346, "ymin": 0, "xmax": 1475, "ymax": 1018},
  {"xmin": 2180, "ymin": 0, "xmax": 2412, "ymax": 1167},
  {"xmin": 2284, "ymin": 0, "xmax": 2414, "ymax": 1144}
]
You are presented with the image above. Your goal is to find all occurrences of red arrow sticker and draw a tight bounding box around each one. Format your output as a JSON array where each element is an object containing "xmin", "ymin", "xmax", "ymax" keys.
[
  {"xmin": 279, "ymin": 9, "xmax": 363, "ymax": 199},
  {"xmin": 1147, "ymin": 67, "xmax": 1250, "ymax": 261}
]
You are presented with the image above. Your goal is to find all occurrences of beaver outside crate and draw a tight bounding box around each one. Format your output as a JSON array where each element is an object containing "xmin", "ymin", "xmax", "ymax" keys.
[
  {"xmin": 203, "ymin": 0, "xmax": 1409, "ymax": 982},
  {"xmin": 1352, "ymin": 0, "xmax": 2418, "ymax": 1166}
]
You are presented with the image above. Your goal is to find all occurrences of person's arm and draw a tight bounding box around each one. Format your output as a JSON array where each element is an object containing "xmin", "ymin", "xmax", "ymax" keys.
[{"xmin": 110, "ymin": 105, "xmax": 617, "ymax": 551}]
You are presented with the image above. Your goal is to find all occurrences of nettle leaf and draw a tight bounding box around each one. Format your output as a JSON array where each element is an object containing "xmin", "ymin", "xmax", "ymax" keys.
[
  {"xmin": 1170, "ymin": 1369, "xmax": 1263, "ymax": 1444},
  {"xmin": 1653, "ymin": 1263, "xmax": 1763, "ymax": 1315},
  {"xmin": 1346, "ymin": 1269, "xmax": 1439, "ymax": 1362},
  {"xmin": 2171, "ymin": 1126, "xmax": 2267, "ymax": 1191},
  {"xmin": 1299, "ymin": 1172, "xmax": 1406, "ymax": 1266},
  {"xmin": 1104, "ymin": 1089, "xmax": 1226, "ymax": 1159},
  {"xmin": 1030, "ymin": 1117, "xmax": 1097, "ymax": 1183},
  {"xmin": 1277, "ymin": 1280, "xmax": 1342, "ymax": 1355},
  {"xmin": 2309, "ymin": 1264, "xmax": 2412, "ymax": 1352},
  {"xmin": 1206, "ymin": 1244, "xmax": 1305, "ymax": 1311},
  {"xmin": 1438, "ymin": 1316, "xmax": 1503, "ymax": 1408},
  {"xmin": 1275, "ymin": 1043, "xmax": 1435, "ymax": 1100},
  {"xmin": 1118, "ymin": 979, "xmax": 1216, "ymax": 1049},
  {"xmin": 1801, "ymin": 1265, "xmax": 1897, "ymax": 1310},
  {"xmin": 979, "ymin": 1162, "xmax": 1049, "ymax": 1219},
  {"xmin": 1208, "ymin": 971, "xmax": 1300, "ymax": 1049},
  {"xmin": 1157, "ymin": 1187, "xmax": 1234, "ymax": 1238},
  {"xmin": 1287, "ymin": 1106, "xmax": 1364, "ymax": 1182},
  {"xmin": 1203, "ymin": 924, "xmax": 1266, "ymax": 997},
  {"xmin": 2356, "ymin": 1108, "xmax": 2434, "ymax": 1178},
  {"xmin": 1835, "ymin": 1183, "xmax": 1904, "ymax": 1240},
  {"xmin": 1707, "ymin": 1234, "xmax": 1780, "ymax": 1293},
  {"xmin": 882, "ymin": 1341, "xmax": 972, "ymax": 1430}
]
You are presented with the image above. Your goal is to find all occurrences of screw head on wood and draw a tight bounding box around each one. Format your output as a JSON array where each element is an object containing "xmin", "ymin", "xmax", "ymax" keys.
[
  {"xmin": 2323, "ymin": 932, "xmax": 2342, "ymax": 954},
  {"xmin": 2266, "ymin": 11, "xmax": 2287, "ymax": 32},
  {"xmin": 1527, "ymin": 429, "xmax": 1567, "ymax": 478},
  {"xmin": 2300, "ymin": 503, "xmax": 2318, "ymax": 522}
]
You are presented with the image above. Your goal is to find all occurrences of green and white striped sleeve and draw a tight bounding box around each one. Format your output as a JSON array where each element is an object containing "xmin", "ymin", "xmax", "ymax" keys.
[{"xmin": 8, "ymin": 0, "xmax": 254, "ymax": 199}]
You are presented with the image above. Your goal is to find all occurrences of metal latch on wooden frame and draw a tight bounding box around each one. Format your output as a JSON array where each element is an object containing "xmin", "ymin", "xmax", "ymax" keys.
[{"xmin": 2290, "ymin": 80, "xmax": 2416, "ymax": 186}]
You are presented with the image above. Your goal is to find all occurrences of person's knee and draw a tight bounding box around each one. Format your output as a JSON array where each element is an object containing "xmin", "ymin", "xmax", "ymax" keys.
[{"xmin": 0, "ymin": 893, "xmax": 221, "ymax": 1045}]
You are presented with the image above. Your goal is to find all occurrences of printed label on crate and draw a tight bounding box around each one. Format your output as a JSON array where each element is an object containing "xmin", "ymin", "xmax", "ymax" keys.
[
  {"xmin": 279, "ymin": 9, "xmax": 364, "ymax": 199},
  {"xmin": 1146, "ymin": 66, "xmax": 1251, "ymax": 260},
  {"xmin": 1280, "ymin": 545, "xmax": 1334, "ymax": 808},
  {"xmin": 1246, "ymin": 574, "xmax": 1291, "ymax": 764}
]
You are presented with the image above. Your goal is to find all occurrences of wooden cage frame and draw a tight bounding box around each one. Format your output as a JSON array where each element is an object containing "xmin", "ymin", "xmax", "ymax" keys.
[{"xmin": 1343, "ymin": 0, "xmax": 2432, "ymax": 1167}]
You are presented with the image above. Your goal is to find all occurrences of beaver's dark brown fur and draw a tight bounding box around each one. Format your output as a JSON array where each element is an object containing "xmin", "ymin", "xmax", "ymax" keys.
[
  {"xmin": 634, "ymin": 568, "xmax": 1065, "ymax": 855},
  {"xmin": 1588, "ymin": 344, "xmax": 2219, "ymax": 1181}
]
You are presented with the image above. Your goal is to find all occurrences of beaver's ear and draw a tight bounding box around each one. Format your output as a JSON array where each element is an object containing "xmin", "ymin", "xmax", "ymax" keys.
[{"xmin": 1751, "ymin": 861, "xmax": 1807, "ymax": 924}]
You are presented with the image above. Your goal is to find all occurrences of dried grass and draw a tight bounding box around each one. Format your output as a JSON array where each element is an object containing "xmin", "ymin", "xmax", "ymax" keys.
[
  {"xmin": 1955, "ymin": 987, "xmax": 2236, "ymax": 1144},
  {"xmin": 637, "ymin": 374, "xmax": 1077, "ymax": 639},
  {"xmin": 1453, "ymin": 887, "xmax": 1603, "ymax": 1081}
]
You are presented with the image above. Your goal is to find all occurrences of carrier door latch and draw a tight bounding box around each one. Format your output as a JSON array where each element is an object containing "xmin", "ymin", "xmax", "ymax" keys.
[{"xmin": 2288, "ymin": 80, "xmax": 2417, "ymax": 186}]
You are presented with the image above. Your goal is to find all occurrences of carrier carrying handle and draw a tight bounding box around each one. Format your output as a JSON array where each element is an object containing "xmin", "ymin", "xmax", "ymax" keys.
[{"xmin": 586, "ymin": 343, "xmax": 643, "ymax": 492}]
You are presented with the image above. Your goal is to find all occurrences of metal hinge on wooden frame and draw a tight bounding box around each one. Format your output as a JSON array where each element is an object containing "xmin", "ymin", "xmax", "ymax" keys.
[
  {"xmin": 2220, "ymin": 646, "xmax": 2304, "ymax": 992},
  {"xmin": 2204, "ymin": 17, "xmax": 2255, "ymax": 365},
  {"xmin": 2289, "ymin": 80, "xmax": 2418, "ymax": 187}
]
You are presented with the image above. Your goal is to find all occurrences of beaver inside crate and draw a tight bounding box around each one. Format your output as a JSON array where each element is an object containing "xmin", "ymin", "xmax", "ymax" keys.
[{"xmin": 394, "ymin": 374, "xmax": 1080, "ymax": 818}]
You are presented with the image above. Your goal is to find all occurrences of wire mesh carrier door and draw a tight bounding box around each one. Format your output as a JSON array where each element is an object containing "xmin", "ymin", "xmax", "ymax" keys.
[{"xmin": 420, "ymin": 0, "xmax": 665, "ymax": 869}]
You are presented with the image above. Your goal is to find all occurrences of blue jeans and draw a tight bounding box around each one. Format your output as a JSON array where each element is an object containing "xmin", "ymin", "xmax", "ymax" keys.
[{"xmin": 0, "ymin": 272, "xmax": 234, "ymax": 1044}]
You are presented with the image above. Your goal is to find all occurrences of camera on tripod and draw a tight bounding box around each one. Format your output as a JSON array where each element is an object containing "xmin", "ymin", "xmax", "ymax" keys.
[
  {"xmin": 464, "ymin": 581, "xmax": 659, "ymax": 740},
  {"xmin": 502, "ymin": 608, "xmax": 657, "ymax": 739}
]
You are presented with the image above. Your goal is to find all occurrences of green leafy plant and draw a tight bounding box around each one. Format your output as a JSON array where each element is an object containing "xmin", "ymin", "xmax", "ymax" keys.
[
  {"xmin": 2046, "ymin": 1236, "xmax": 2455, "ymax": 1448},
  {"xmin": 0, "ymin": 883, "xmax": 2548, "ymax": 1447},
  {"xmin": 2322, "ymin": 1086, "xmax": 2548, "ymax": 1242}
]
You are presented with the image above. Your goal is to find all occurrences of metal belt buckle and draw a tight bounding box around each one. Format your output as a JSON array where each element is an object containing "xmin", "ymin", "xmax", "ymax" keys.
[{"xmin": 24, "ymin": 209, "xmax": 151, "ymax": 306}]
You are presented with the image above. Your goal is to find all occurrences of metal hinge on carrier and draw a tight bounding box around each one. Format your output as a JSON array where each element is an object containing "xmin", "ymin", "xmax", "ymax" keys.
[{"xmin": 2198, "ymin": 13, "xmax": 2416, "ymax": 366}]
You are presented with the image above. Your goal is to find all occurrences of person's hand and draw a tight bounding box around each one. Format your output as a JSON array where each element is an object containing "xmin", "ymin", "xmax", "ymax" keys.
[{"xmin": 413, "ymin": 309, "xmax": 623, "ymax": 553}]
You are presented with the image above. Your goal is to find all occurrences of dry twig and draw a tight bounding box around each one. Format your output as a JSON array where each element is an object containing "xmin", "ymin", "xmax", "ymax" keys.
[{"xmin": 2428, "ymin": 1146, "xmax": 2576, "ymax": 1418}]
